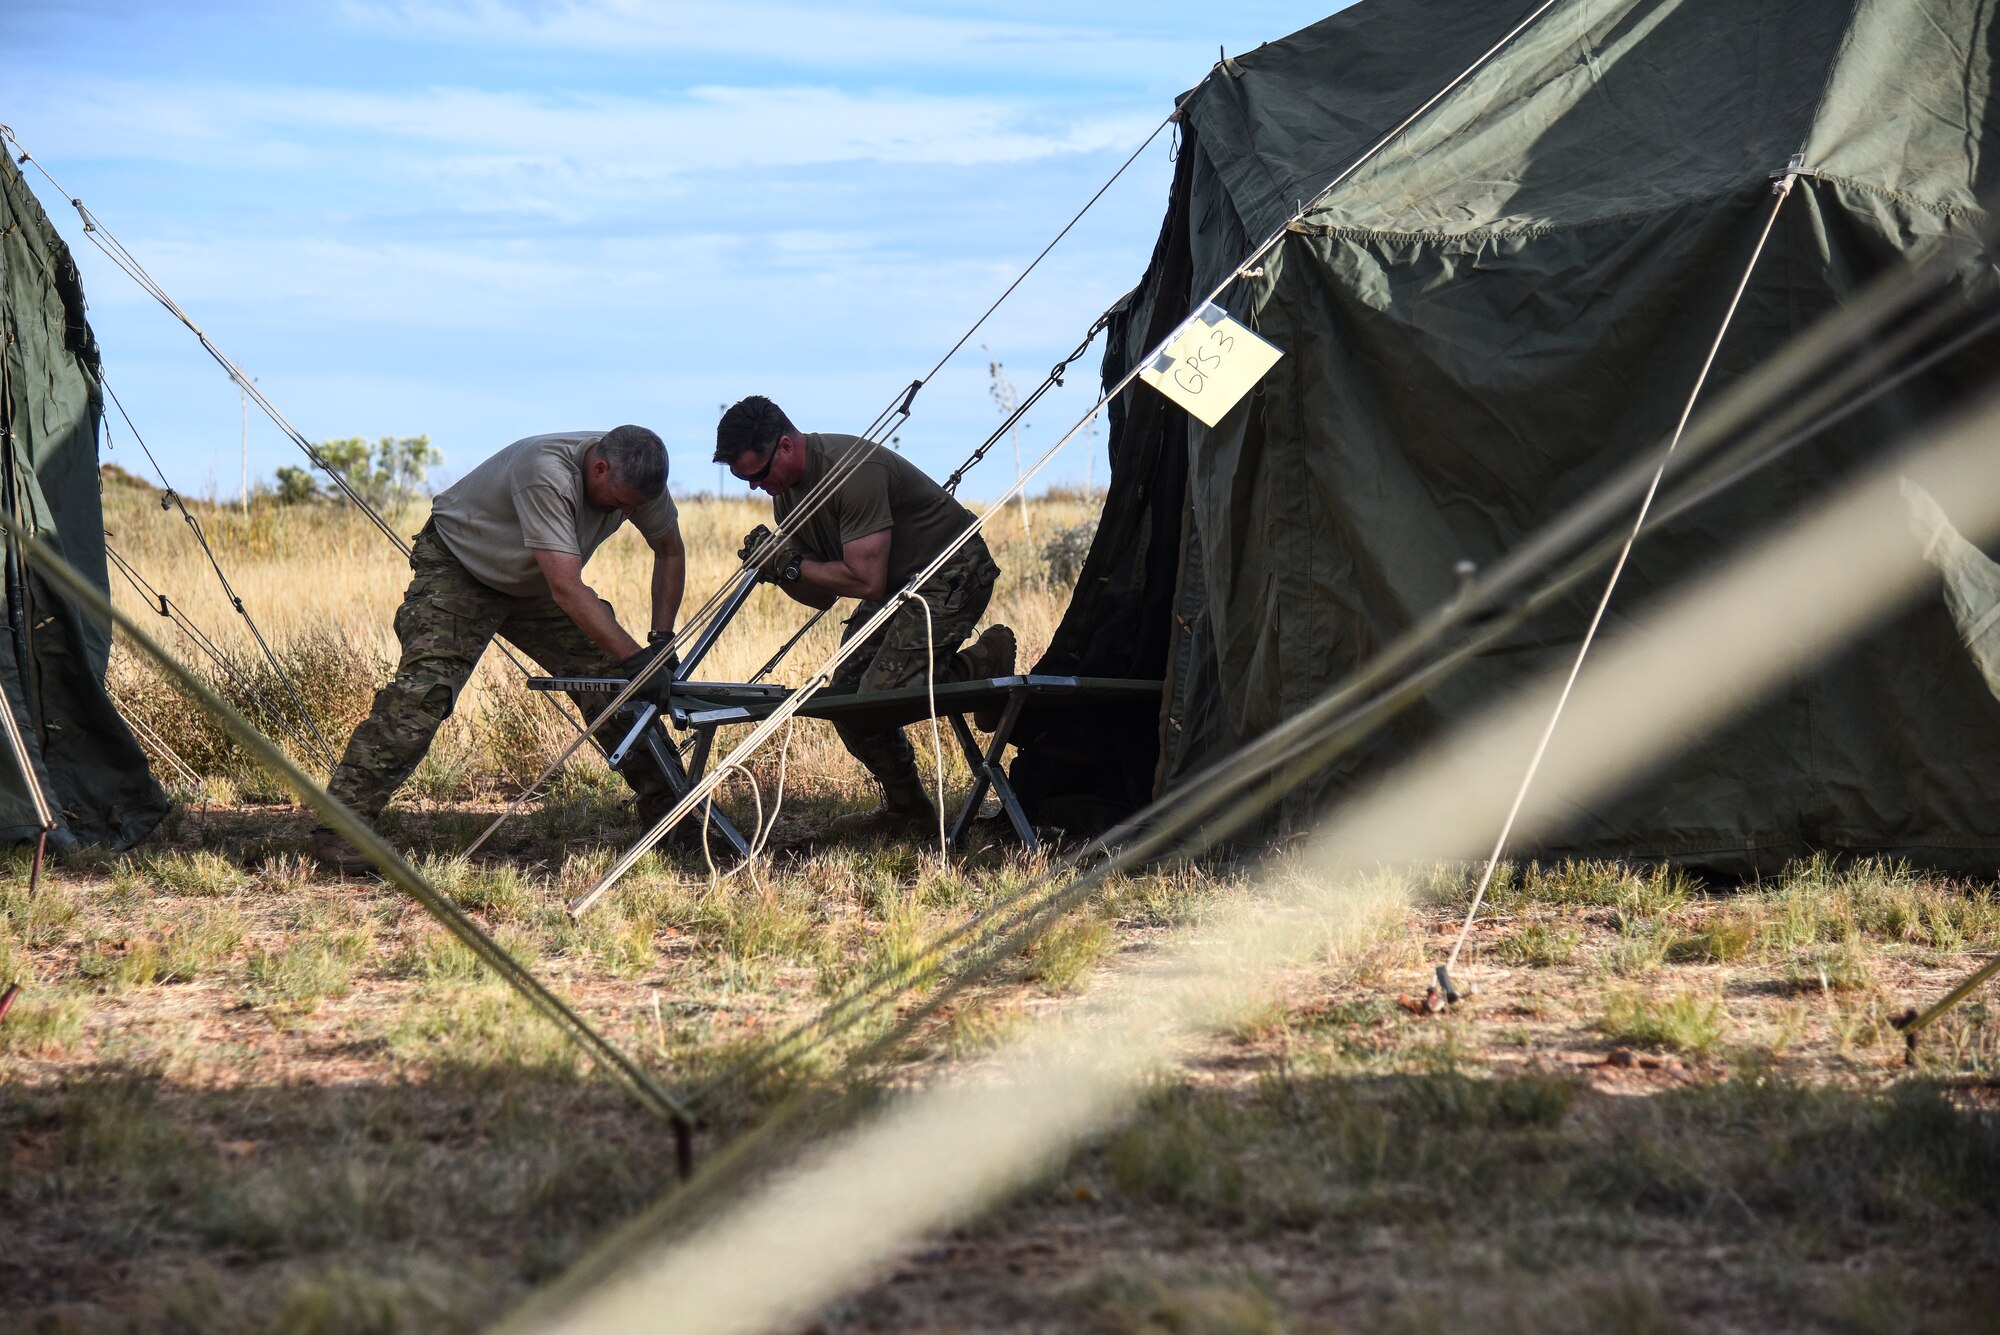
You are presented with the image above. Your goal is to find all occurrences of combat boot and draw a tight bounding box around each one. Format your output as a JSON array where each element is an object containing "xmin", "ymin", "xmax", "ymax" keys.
[
  {"xmin": 820, "ymin": 775, "xmax": 940, "ymax": 845},
  {"xmin": 307, "ymin": 825, "xmax": 374, "ymax": 877},
  {"xmin": 959, "ymin": 624, "xmax": 1017, "ymax": 731}
]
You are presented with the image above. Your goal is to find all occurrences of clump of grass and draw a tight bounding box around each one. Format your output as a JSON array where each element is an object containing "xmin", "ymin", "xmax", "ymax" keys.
[
  {"xmin": 408, "ymin": 729, "xmax": 481, "ymax": 804},
  {"xmin": 387, "ymin": 985, "xmax": 576, "ymax": 1075},
  {"xmin": 1083, "ymin": 1265, "xmax": 1287, "ymax": 1335},
  {"xmin": 1598, "ymin": 988, "xmax": 1724, "ymax": 1053},
  {"xmin": 1, "ymin": 877, "xmax": 82, "ymax": 946},
  {"xmin": 1494, "ymin": 919, "xmax": 1582, "ymax": 967},
  {"xmin": 257, "ymin": 852, "xmax": 318, "ymax": 893},
  {"xmin": 711, "ymin": 882, "xmax": 817, "ymax": 963},
  {"xmin": 79, "ymin": 905, "xmax": 247, "ymax": 987},
  {"xmin": 1666, "ymin": 907, "xmax": 1756, "ymax": 963},
  {"xmin": 269, "ymin": 1263, "xmax": 460, "ymax": 1334},
  {"xmin": 1780, "ymin": 939, "xmax": 1875, "ymax": 995},
  {"xmin": 143, "ymin": 849, "xmax": 252, "ymax": 897},
  {"xmin": 419, "ymin": 854, "xmax": 532, "ymax": 921},
  {"xmin": 476, "ymin": 676, "xmax": 583, "ymax": 789},
  {"xmin": 393, "ymin": 922, "xmax": 486, "ymax": 984},
  {"xmin": 0, "ymin": 988, "xmax": 86, "ymax": 1053},
  {"xmin": 246, "ymin": 934, "xmax": 364, "ymax": 1016},
  {"xmin": 1022, "ymin": 911, "xmax": 1115, "ymax": 994},
  {"xmin": 1601, "ymin": 919, "xmax": 1673, "ymax": 976}
]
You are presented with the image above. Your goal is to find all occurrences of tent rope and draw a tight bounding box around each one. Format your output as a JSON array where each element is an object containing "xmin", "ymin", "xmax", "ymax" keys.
[
  {"xmin": 1435, "ymin": 166, "xmax": 1803, "ymax": 998},
  {"xmin": 0, "ymin": 125, "xmax": 596, "ymax": 750},
  {"xmin": 680, "ymin": 60, "xmax": 2000, "ymax": 1110},
  {"xmin": 749, "ymin": 312, "xmax": 1111, "ymax": 686},
  {"xmin": 101, "ymin": 384, "xmax": 341, "ymax": 769},
  {"xmin": 9, "ymin": 510, "xmax": 700, "ymax": 1171},
  {"xmin": 460, "ymin": 106, "xmax": 1162, "ymax": 852},
  {"xmin": 104, "ymin": 541, "xmax": 333, "ymax": 763},
  {"xmin": 566, "ymin": 0, "xmax": 1575, "ymax": 920}
]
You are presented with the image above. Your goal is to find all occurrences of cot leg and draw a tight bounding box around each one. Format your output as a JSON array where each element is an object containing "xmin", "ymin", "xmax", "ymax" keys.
[
  {"xmin": 636, "ymin": 726, "xmax": 751, "ymax": 860},
  {"xmin": 947, "ymin": 689, "xmax": 1035, "ymax": 852}
]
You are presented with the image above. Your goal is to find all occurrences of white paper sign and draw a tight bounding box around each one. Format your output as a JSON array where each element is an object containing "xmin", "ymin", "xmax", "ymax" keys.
[{"xmin": 1138, "ymin": 302, "xmax": 1283, "ymax": 427}]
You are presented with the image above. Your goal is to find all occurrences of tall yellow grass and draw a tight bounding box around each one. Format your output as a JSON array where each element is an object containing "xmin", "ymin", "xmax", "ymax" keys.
[{"xmin": 99, "ymin": 475, "xmax": 1098, "ymax": 808}]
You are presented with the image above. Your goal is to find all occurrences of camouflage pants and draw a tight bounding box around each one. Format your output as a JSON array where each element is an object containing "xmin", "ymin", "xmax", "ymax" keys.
[
  {"xmin": 830, "ymin": 540, "xmax": 1000, "ymax": 791},
  {"xmin": 325, "ymin": 524, "xmax": 672, "ymax": 821}
]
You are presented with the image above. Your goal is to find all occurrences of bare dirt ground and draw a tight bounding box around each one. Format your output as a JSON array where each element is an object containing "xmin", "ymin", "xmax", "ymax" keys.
[{"xmin": 6, "ymin": 797, "xmax": 1998, "ymax": 1334}]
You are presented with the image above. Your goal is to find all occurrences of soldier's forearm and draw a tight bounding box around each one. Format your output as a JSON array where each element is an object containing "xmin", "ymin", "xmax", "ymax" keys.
[
  {"xmin": 551, "ymin": 582, "xmax": 641, "ymax": 661},
  {"xmin": 650, "ymin": 547, "xmax": 686, "ymax": 635}
]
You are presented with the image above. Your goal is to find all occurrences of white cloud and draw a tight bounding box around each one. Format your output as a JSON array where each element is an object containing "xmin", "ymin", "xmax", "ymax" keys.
[
  {"xmin": 18, "ymin": 76, "xmax": 1162, "ymax": 225},
  {"xmin": 336, "ymin": 0, "xmax": 1185, "ymax": 72}
]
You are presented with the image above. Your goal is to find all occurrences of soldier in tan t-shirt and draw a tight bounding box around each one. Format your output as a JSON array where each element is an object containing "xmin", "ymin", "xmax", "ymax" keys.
[
  {"xmin": 715, "ymin": 396, "xmax": 1016, "ymax": 842},
  {"xmin": 311, "ymin": 426, "xmax": 688, "ymax": 871}
]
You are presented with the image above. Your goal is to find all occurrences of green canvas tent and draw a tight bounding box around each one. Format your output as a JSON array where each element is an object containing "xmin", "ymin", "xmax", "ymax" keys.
[
  {"xmin": 0, "ymin": 151, "xmax": 170, "ymax": 851},
  {"xmin": 1012, "ymin": 0, "xmax": 2000, "ymax": 876}
]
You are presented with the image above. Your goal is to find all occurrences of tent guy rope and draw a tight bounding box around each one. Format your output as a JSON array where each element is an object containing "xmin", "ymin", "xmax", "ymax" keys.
[
  {"xmin": 566, "ymin": 0, "xmax": 1574, "ymax": 920},
  {"xmin": 1436, "ymin": 159, "xmax": 1805, "ymax": 1002}
]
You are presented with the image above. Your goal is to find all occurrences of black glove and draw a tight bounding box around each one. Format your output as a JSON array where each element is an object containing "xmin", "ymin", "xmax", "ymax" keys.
[
  {"xmin": 616, "ymin": 641, "xmax": 677, "ymax": 709},
  {"xmin": 737, "ymin": 523, "xmax": 774, "ymax": 565},
  {"xmin": 738, "ymin": 523, "xmax": 804, "ymax": 585}
]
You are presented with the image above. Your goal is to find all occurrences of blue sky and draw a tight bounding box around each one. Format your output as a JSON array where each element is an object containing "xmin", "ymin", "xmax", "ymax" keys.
[{"xmin": 5, "ymin": 0, "xmax": 1337, "ymax": 501}]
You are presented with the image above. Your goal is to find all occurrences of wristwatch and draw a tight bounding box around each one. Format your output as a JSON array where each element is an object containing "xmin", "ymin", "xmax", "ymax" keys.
[
  {"xmin": 778, "ymin": 551, "xmax": 803, "ymax": 584},
  {"xmin": 648, "ymin": 629, "xmax": 675, "ymax": 645}
]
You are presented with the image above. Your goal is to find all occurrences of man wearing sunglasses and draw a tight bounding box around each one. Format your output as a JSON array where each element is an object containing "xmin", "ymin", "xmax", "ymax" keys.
[
  {"xmin": 310, "ymin": 425, "xmax": 687, "ymax": 871},
  {"xmin": 716, "ymin": 395, "xmax": 1015, "ymax": 842}
]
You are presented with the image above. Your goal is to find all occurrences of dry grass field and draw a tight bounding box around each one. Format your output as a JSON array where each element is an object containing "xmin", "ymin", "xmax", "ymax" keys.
[{"xmin": 3, "ymin": 480, "xmax": 1999, "ymax": 1333}]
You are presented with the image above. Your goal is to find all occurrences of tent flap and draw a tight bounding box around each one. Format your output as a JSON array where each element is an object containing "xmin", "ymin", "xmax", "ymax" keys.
[{"xmin": 1, "ymin": 152, "xmax": 170, "ymax": 850}]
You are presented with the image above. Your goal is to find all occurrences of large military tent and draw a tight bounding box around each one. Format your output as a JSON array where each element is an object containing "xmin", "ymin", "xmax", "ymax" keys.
[
  {"xmin": 0, "ymin": 151, "xmax": 170, "ymax": 850},
  {"xmin": 1011, "ymin": 0, "xmax": 2000, "ymax": 876}
]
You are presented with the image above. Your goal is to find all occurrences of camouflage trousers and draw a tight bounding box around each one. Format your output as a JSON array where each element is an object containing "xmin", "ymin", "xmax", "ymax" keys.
[
  {"xmin": 324, "ymin": 523, "xmax": 672, "ymax": 822},
  {"xmin": 830, "ymin": 539, "xmax": 1000, "ymax": 791}
]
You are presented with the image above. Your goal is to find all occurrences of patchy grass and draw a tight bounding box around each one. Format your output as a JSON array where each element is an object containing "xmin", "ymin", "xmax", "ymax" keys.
[
  {"xmin": 1598, "ymin": 988, "xmax": 1725, "ymax": 1053},
  {"xmin": 142, "ymin": 848, "xmax": 253, "ymax": 897},
  {"xmin": 20, "ymin": 500, "xmax": 2000, "ymax": 1333},
  {"xmin": 0, "ymin": 988, "xmax": 86, "ymax": 1054}
]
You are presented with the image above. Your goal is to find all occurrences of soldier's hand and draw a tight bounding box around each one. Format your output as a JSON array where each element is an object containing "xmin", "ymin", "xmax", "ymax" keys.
[
  {"xmin": 738, "ymin": 523, "xmax": 803, "ymax": 585},
  {"xmin": 737, "ymin": 524, "xmax": 775, "ymax": 566},
  {"xmin": 617, "ymin": 642, "xmax": 676, "ymax": 709},
  {"xmin": 756, "ymin": 539, "xmax": 804, "ymax": 585}
]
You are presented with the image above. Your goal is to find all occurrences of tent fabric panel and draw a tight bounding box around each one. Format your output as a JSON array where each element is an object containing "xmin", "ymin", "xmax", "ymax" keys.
[
  {"xmin": 0, "ymin": 153, "xmax": 169, "ymax": 851},
  {"xmin": 1806, "ymin": 0, "xmax": 2000, "ymax": 214},
  {"xmin": 1191, "ymin": 0, "xmax": 1847, "ymax": 240},
  {"xmin": 1166, "ymin": 163, "xmax": 2000, "ymax": 872}
]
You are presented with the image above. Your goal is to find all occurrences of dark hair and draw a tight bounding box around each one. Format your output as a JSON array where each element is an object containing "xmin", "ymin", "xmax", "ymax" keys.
[
  {"xmin": 594, "ymin": 424, "xmax": 667, "ymax": 499},
  {"xmin": 713, "ymin": 396, "xmax": 795, "ymax": 466}
]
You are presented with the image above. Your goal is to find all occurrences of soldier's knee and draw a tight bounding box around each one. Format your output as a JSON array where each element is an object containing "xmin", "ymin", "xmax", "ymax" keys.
[
  {"xmin": 858, "ymin": 649, "xmax": 925, "ymax": 693},
  {"xmin": 384, "ymin": 675, "xmax": 458, "ymax": 725}
]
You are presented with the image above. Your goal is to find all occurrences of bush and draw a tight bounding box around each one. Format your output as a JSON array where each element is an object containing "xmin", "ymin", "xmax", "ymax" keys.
[{"xmin": 1040, "ymin": 518, "xmax": 1098, "ymax": 589}]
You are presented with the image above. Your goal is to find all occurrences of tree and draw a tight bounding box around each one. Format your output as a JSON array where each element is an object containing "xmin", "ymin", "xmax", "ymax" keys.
[
  {"xmin": 290, "ymin": 436, "xmax": 444, "ymax": 508},
  {"xmin": 274, "ymin": 465, "xmax": 317, "ymax": 505}
]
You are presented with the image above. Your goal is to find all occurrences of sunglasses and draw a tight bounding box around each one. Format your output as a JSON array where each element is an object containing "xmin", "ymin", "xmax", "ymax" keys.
[{"xmin": 739, "ymin": 438, "xmax": 783, "ymax": 486}]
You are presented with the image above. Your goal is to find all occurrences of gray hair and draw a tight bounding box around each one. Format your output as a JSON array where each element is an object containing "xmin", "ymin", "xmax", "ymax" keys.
[{"xmin": 594, "ymin": 424, "xmax": 667, "ymax": 499}]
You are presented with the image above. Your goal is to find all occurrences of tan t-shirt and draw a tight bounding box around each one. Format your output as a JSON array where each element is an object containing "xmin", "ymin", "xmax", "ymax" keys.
[
  {"xmin": 773, "ymin": 434, "xmax": 974, "ymax": 590},
  {"xmin": 430, "ymin": 431, "xmax": 679, "ymax": 597}
]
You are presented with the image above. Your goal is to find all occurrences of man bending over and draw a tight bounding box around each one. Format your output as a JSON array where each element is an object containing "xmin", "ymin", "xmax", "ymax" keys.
[
  {"xmin": 311, "ymin": 425, "xmax": 684, "ymax": 870},
  {"xmin": 716, "ymin": 396, "xmax": 1015, "ymax": 841}
]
